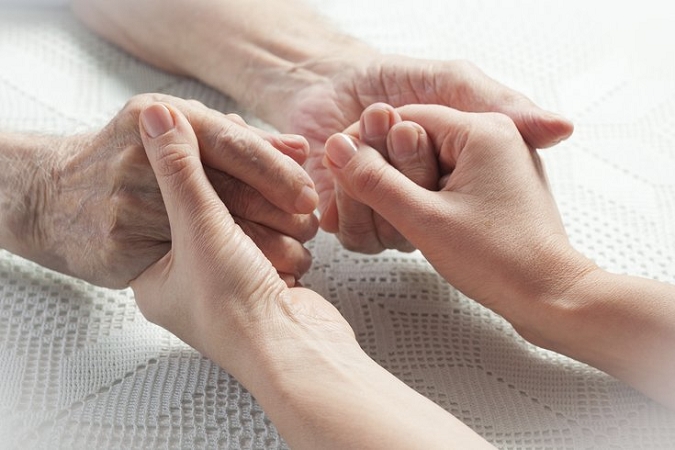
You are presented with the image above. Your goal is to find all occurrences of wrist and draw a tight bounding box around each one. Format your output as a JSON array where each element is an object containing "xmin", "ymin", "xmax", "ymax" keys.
[
  {"xmin": 177, "ymin": 1, "xmax": 376, "ymax": 130},
  {"xmin": 0, "ymin": 134, "xmax": 61, "ymax": 261},
  {"xmin": 229, "ymin": 288, "xmax": 492, "ymax": 449},
  {"xmin": 501, "ymin": 239, "xmax": 601, "ymax": 350},
  {"xmin": 219, "ymin": 287, "xmax": 360, "ymax": 385}
]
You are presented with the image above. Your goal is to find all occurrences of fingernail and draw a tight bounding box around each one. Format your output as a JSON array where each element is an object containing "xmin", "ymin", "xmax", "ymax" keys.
[
  {"xmin": 140, "ymin": 104, "xmax": 175, "ymax": 138},
  {"xmin": 279, "ymin": 134, "xmax": 308, "ymax": 150},
  {"xmin": 390, "ymin": 123, "xmax": 420, "ymax": 160},
  {"xmin": 325, "ymin": 134, "xmax": 358, "ymax": 169},
  {"xmin": 295, "ymin": 185, "xmax": 319, "ymax": 212},
  {"xmin": 363, "ymin": 107, "xmax": 391, "ymax": 138}
]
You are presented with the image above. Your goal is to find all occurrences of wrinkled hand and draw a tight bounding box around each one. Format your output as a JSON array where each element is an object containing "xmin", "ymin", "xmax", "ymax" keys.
[
  {"xmin": 131, "ymin": 103, "xmax": 353, "ymax": 379},
  {"xmin": 38, "ymin": 94, "xmax": 318, "ymax": 288},
  {"xmin": 275, "ymin": 56, "xmax": 574, "ymax": 253},
  {"xmin": 323, "ymin": 104, "xmax": 592, "ymax": 328}
]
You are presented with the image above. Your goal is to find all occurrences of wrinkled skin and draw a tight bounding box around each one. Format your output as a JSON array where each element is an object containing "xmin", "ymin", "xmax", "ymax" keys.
[
  {"xmin": 271, "ymin": 56, "xmax": 574, "ymax": 253},
  {"xmin": 35, "ymin": 94, "xmax": 318, "ymax": 288}
]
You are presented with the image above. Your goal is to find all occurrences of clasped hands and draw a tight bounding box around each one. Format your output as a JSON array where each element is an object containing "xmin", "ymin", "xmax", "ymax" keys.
[
  {"xmin": 129, "ymin": 97, "xmax": 594, "ymax": 383},
  {"xmin": 28, "ymin": 94, "xmax": 318, "ymax": 289}
]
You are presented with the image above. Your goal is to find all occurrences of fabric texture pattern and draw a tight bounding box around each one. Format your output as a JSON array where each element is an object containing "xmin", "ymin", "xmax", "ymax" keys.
[{"xmin": 1, "ymin": 1, "xmax": 674, "ymax": 448}]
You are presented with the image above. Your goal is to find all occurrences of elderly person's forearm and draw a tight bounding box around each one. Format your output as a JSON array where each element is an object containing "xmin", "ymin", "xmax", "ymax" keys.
[{"xmin": 0, "ymin": 133, "xmax": 60, "ymax": 264}]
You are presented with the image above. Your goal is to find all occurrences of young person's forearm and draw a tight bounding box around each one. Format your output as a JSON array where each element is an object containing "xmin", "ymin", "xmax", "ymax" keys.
[
  {"xmin": 529, "ymin": 269, "xmax": 675, "ymax": 408},
  {"xmin": 228, "ymin": 288, "xmax": 495, "ymax": 450}
]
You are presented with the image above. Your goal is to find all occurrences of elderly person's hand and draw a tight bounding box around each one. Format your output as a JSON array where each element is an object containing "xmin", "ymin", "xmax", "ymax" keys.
[
  {"xmin": 71, "ymin": 0, "xmax": 573, "ymax": 255},
  {"xmin": 5, "ymin": 94, "xmax": 317, "ymax": 288},
  {"xmin": 275, "ymin": 57, "xmax": 574, "ymax": 254}
]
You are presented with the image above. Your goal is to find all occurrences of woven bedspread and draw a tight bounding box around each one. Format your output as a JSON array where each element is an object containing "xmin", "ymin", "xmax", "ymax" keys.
[{"xmin": 1, "ymin": 1, "xmax": 674, "ymax": 448}]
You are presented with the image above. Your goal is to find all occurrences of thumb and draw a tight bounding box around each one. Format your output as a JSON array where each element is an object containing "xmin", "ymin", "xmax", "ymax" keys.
[
  {"xmin": 323, "ymin": 133, "xmax": 439, "ymax": 240},
  {"xmin": 139, "ymin": 103, "xmax": 227, "ymax": 238}
]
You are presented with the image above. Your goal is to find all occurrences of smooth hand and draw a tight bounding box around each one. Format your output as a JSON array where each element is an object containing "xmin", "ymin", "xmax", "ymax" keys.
[
  {"xmin": 324, "ymin": 104, "xmax": 594, "ymax": 331},
  {"xmin": 131, "ymin": 102, "xmax": 354, "ymax": 388},
  {"xmin": 35, "ymin": 94, "xmax": 317, "ymax": 288}
]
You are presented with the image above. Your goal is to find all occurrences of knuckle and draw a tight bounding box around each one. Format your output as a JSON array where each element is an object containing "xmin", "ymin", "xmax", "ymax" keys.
[
  {"xmin": 210, "ymin": 171, "xmax": 259, "ymax": 219},
  {"xmin": 351, "ymin": 160, "xmax": 389, "ymax": 197},
  {"xmin": 482, "ymin": 112, "xmax": 520, "ymax": 141},
  {"xmin": 225, "ymin": 113, "xmax": 247, "ymax": 125},
  {"xmin": 123, "ymin": 93, "xmax": 166, "ymax": 114},
  {"xmin": 154, "ymin": 143, "xmax": 198, "ymax": 180},
  {"xmin": 210, "ymin": 123, "xmax": 259, "ymax": 164},
  {"xmin": 186, "ymin": 99, "xmax": 205, "ymax": 110},
  {"xmin": 451, "ymin": 59, "xmax": 480, "ymax": 73}
]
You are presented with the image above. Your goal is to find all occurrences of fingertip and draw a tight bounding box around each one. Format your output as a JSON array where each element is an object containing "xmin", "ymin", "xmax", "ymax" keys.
[
  {"xmin": 318, "ymin": 199, "xmax": 340, "ymax": 233},
  {"xmin": 277, "ymin": 134, "xmax": 311, "ymax": 165},
  {"xmin": 522, "ymin": 109, "xmax": 575, "ymax": 149},
  {"xmin": 360, "ymin": 103, "xmax": 401, "ymax": 151},
  {"xmin": 294, "ymin": 185, "xmax": 319, "ymax": 214},
  {"xmin": 279, "ymin": 273, "xmax": 297, "ymax": 288},
  {"xmin": 325, "ymin": 133, "xmax": 359, "ymax": 169},
  {"xmin": 542, "ymin": 112, "xmax": 575, "ymax": 147},
  {"xmin": 388, "ymin": 121, "xmax": 423, "ymax": 160},
  {"xmin": 140, "ymin": 103, "xmax": 175, "ymax": 139}
]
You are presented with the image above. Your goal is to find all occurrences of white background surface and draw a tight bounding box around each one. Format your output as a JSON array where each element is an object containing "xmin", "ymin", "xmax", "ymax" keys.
[{"xmin": 1, "ymin": 1, "xmax": 675, "ymax": 448}]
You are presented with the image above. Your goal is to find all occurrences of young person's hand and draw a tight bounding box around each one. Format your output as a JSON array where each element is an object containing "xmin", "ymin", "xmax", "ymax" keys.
[
  {"xmin": 131, "ymin": 100, "xmax": 495, "ymax": 450},
  {"xmin": 324, "ymin": 104, "xmax": 593, "ymax": 338},
  {"xmin": 325, "ymin": 103, "xmax": 675, "ymax": 409}
]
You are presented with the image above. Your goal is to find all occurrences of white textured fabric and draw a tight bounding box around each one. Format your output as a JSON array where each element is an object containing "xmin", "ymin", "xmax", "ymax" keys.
[{"xmin": 1, "ymin": 1, "xmax": 675, "ymax": 449}]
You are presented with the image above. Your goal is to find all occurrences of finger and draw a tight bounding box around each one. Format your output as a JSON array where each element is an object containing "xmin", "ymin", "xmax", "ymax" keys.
[
  {"xmin": 425, "ymin": 59, "xmax": 574, "ymax": 148},
  {"xmin": 264, "ymin": 133, "xmax": 311, "ymax": 166},
  {"xmin": 359, "ymin": 103, "xmax": 401, "ymax": 155},
  {"xmin": 190, "ymin": 111, "xmax": 318, "ymax": 214},
  {"xmin": 324, "ymin": 104, "xmax": 404, "ymax": 252},
  {"xmin": 237, "ymin": 220, "xmax": 313, "ymax": 279},
  {"xmin": 393, "ymin": 104, "xmax": 484, "ymax": 170},
  {"xmin": 278, "ymin": 272, "xmax": 297, "ymax": 288},
  {"xmin": 395, "ymin": 105, "xmax": 530, "ymax": 177},
  {"xmin": 357, "ymin": 104, "xmax": 412, "ymax": 251},
  {"xmin": 372, "ymin": 214, "xmax": 415, "ymax": 253},
  {"xmin": 206, "ymin": 167, "xmax": 319, "ymax": 242},
  {"xmin": 138, "ymin": 103, "xmax": 232, "ymax": 242},
  {"xmin": 318, "ymin": 189, "xmax": 340, "ymax": 233},
  {"xmin": 387, "ymin": 121, "xmax": 439, "ymax": 190},
  {"xmin": 324, "ymin": 133, "xmax": 441, "ymax": 243},
  {"xmin": 238, "ymin": 115, "xmax": 311, "ymax": 165},
  {"xmin": 370, "ymin": 120, "xmax": 438, "ymax": 252},
  {"xmin": 334, "ymin": 185, "xmax": 384, "ymax": 254}
]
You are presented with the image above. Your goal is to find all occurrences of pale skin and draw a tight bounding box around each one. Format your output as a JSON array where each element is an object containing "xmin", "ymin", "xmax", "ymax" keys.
[
  {"xmin": 0, "ymin": 94, "xmax": 319, "ymax": 288},
  {"xmin": 1, "ymin": 0, "xmax": 670, "ymax": 446},
  {"xmin": 70, "ymin": 0, "xmax": 574, "ymax": 253},
  {"xmin": 325, "ymin": 103, "xmax": 675, "ymax": 410},
  {"xmin": 133, "ymin": 102, "xmax": 496, "ymax": 450},
  {"xmin": 133, "ymin": 100, "xmax": 675, "ymax": 450}
]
